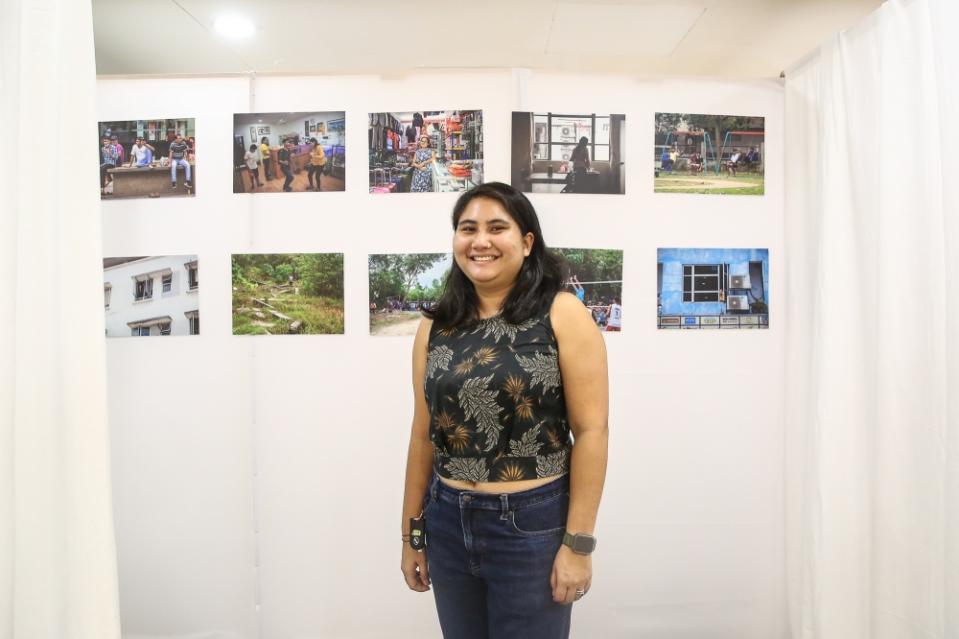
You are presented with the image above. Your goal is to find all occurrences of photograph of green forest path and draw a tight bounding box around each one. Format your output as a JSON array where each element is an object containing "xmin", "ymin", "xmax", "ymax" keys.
[
  {"xmin": 654, "ymin": 112, "xmax": 765, "ymax": 195},
  {"xmin": 232, "ymin": 253, "xmax": 344, "ymax": 335},
  {"xmin": 368, "ymin": 253, "xmax": 450, "ymax": 336}
]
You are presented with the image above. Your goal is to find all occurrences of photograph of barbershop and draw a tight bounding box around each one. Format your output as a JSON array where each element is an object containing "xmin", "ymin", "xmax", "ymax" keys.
[
  {"xmin": 232, "ymin": 112, "xmax": 345, "ymax": 193},
  {"xmin": 98, "ymin": 119, "xmax": 195, "ymax": 199},
  {"xmin": 657, "ymin": 248, "xmax": 769, "ymax": 329},
  {"xmin": 654, "ymin": 113, "xmax": 765, "ymax": 195},
  {"xmin": 368, "ymin": 110, "xmax": 483, "ymax": 193},
  {"xmin": 511, "ymin": 112, "xmax": 625, "ymax": 194},
  {"xmin": 103, "ymin": 256, "xmax": 199, "ymax": 337}
]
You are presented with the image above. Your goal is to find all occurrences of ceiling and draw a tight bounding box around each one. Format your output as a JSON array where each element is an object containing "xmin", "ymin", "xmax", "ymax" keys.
[{"xmin": 92, "ymin": 0, "xmax": 882, "ymax": 78}]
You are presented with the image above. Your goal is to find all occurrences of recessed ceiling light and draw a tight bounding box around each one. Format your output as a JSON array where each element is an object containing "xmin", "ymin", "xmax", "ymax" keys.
[{"xmin": 214, "ymin": 15, "xmax": 254, "ymax": 38}]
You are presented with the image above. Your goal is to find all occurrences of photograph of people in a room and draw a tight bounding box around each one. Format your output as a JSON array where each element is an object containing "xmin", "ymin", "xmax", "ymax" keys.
[
  {"xmin": 657, "ymin": 248, "xmax": 769, "ymax": 329},
  {"xmin": 369, "ymin": 253, "xmax": 450, "ymax": 336},
  {"xmin": 103, "ymin": 256, "xmax": 199, "ymax": 337},
  {"xmin": 98, "ymin": 119, "xmax": 196, "ymax": 199},
  {"xmin": 368, "ymin": 110, "xmax": 483, "ymax": 193},
  {"xmin": 554, "ymin": 248, "xmax": 624, "ymax": 331},
  {"xmin": 654, "ymin": 113, "xmax": 765, "ymax": 195},
  {"xmin": 511, "ymin": 112, "xmax": 626, "ymax": 194},
  {"xmin": 232, "ymin": 112, "xmax": 345, "ymax": 193},
  {"xmin": 232, "ymin": 253, "xmax": 344, "ymax": 335}
]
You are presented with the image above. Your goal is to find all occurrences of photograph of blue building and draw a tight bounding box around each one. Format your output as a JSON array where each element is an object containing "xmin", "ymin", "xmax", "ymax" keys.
[{"xmin": 657, "ymin": 248, "xmax": 769, "ymax": 329}]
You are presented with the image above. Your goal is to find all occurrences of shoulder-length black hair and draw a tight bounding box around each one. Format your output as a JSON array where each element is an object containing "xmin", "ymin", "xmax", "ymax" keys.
[{"xmin": 423, "ymin": 182, "xmax": 565, "ymax": 329}]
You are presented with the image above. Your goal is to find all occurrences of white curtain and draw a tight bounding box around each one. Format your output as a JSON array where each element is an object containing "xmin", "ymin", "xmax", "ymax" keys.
[
  {"xmin": 0, "ymin": 0, "xmax": 121, "ymax": 637},
  {"xmin": 785, "ymin": 0, "xmax": 959, "ymax": 637}
]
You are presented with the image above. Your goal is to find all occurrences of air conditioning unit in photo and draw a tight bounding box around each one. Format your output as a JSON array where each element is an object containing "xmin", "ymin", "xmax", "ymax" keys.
[
  {"xmin": 729, "ymin": 274, "xmax": 751, "ymax": 289},
  {"xmin": 727, "ymin": 295, "xmax": 749, "ymax": 311}
]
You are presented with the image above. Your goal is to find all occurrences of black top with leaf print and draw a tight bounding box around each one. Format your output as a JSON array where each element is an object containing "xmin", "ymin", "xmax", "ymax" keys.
[{"xmin": 424, "ymin": 305, "xmax": 572, "ymax": 483}]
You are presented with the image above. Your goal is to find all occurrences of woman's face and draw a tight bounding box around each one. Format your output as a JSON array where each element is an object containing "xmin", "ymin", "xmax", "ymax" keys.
[
  {"xmin": 453, "ymin": 197, "xmax": 533, "ymax": 289},
  {"xmin": 419, "ymin": 137, "xmax": 429, "ymax": 147}
]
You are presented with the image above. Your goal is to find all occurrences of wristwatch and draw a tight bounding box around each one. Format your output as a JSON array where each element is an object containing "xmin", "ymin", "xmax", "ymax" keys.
[{"xmin": 562, "ymin": 531, "xmax": 597, "ymax": 555}]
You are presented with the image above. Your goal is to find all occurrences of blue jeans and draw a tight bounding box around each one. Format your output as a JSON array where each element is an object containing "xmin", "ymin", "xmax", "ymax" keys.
[
  {"xmin": 424, "ymin": 473, "xmax": 572, "ymax": 638},
  {"xmin": 171, "ymin": 158, "xmax": 191, "ymax": 183}
]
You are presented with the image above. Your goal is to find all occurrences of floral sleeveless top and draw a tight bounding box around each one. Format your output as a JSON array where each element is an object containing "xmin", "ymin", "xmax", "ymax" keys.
[{"xmin": 424, "ymin": 306, "xmax": 572, "ymax": 482}]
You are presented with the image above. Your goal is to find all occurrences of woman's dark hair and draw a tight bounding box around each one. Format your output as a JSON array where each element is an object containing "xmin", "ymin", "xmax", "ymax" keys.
[
  {"xmin": 578, "ymin": 136, "xmax": 588, "ymax": 145},
  {"xmin": 423, "ymin": 182, "xmax": 565, "ymax": 329}
]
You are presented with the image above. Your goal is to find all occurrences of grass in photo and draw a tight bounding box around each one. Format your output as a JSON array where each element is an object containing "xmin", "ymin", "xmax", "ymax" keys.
[
  {"xmin": 553, "ymin": 248, "xmax": 624, "ymax": 332},
  {"xmin": 654, "ymin": 113, "xmax": 764, "ymax": 195},
  {"xmin": 657, "ymin": 248, "xmax": 769, "ymax": 329},
  {"xmin": 368, "ymin": 253, "xmax": 450, "ymax": 336},
  {"xmin": 232, "ymin": 254, "xmax": 344, "ymax": 335}
]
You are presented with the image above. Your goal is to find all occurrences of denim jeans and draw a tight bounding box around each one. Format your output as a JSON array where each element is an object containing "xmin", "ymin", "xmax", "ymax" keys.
[
  {"xmin": 424, "ymin": 472, "xmax": 572, "ymax": 639},
  {"xmin": 171, "ymin": 158, "xmax": 191, "ymax": 183}
]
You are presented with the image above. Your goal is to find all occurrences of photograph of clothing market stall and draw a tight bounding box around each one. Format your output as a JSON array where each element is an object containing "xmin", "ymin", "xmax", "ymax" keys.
[
  {"xmin": 232, "ymin": 112, "xmax": 345, "ymax": 194},
  {"xmin": 368, "ymin": 110, "xmax": 483, "ymax": 193},
  {"xmin": 511, "ymin": 112, "xmax": 625, "ymax": 194},
  {"xmin": 98, "ymin": 119, "xmax": 196, "ymax": 199}
]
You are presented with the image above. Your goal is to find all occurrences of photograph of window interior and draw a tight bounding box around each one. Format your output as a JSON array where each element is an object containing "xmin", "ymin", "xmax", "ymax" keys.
[
  {"xmin": 368, "ymin": 110, "xmax": 483, "ymax": 193},
  {"xmin": 657, "ymin": 248, "xmax": 769, "ymax": 329},
  {"xmin": 554, "ymin": 248, "xmax": 624, "ymax": 331},
  {"xmin": 368, "ymin": 253, "xmax": 450, "ymax": 336},
  {"xmin": 232, "ymin": 253, "xmax": 344, "ymax": 335},
  {"xmin": 103, "ymin": 256, "xmax": 199, "ymax": 337},
  {"xmin": 232, "ymin": 112, "xmax": 345, "ymax": 193},
  {"xmin": 654, "ymin": 113, "xmax": 765, "ymax": 195},
  {"xmin": 98, "ymin": 119, "xmax": 196, "ymax": 199},
  {"xmin": 511, "ymin": 113, "xmax": 625, "ymax": 194}
]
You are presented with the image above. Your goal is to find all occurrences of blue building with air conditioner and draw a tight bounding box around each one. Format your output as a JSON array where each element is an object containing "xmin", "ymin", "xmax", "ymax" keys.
[{"xmin": 657, "ymin": 248, "xmax": 769, "ymax": 329}]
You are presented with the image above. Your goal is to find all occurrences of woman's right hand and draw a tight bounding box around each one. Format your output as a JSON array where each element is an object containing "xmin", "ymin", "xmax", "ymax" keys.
[{"xmin": 401, "ymin": 544, "xmax": 431, "ymax": 592}]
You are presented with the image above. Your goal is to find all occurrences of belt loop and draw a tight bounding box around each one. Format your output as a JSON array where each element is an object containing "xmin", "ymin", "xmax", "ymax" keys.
[{"xmin": 499, "ymin": 493, "xmax": 509, "ymax": 520}]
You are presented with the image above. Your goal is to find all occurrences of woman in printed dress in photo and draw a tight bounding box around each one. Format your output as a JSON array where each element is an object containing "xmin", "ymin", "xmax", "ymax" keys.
[{"xmin": 410, "ymin": 134, "xmax": 436, "ymax": 192}]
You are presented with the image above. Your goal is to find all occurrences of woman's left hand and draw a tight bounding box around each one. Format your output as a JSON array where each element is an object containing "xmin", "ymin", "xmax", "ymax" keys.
[{"xmin": 550, "ymin": 544, "xmax": 592, "ymax": 605}]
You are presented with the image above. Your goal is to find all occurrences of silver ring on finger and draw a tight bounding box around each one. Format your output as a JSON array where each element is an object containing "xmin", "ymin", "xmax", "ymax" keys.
[{"xmin": 574, "ymin": 587, "xmax": 586, "ymax": 600}]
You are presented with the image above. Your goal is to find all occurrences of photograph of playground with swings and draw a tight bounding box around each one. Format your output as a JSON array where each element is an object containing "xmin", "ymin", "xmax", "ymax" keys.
[{"xmin": 654, "ymin": 112, "xmax": 765, "ymax": 195}]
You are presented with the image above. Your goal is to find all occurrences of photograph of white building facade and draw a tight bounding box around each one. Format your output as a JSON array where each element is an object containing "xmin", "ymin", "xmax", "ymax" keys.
[{"xmin": 103, "ymin": 256, "xmax": 199, "ymax": 337}]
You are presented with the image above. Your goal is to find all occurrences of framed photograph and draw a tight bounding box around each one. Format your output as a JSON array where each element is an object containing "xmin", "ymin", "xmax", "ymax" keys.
[
  {"xmin": 103, "ymin": 256, "xmax": 200, "ymax": 337},
  {"xmin": 511, "ymin": 112, "xmax": 626, "ymax": 194},
  {"xmin": 98, "ymin": 118, "xmax": 196, "ymax": 199},
  {"xmin": 657, "ymin": 248, "xmax": 770, "ymax": 329},
  {"xmin": 368, "ymin": 110, "xmax": 484, "ymax": 193},
  {"xmin": 233, "ymin": 112, "xmax": 345, "ymax": 193},
  {"xmin": 654, "ymin": 113, "xmax": 765, "ymax": 195},
  {"xmin": 554, "ymin": 248, "xmax": 625, "ymax": 332},
  {"xmin": 231, "ymin": 253, "xmax": 344, "ymax": 335},
  {"xmin": 368, "ymin": 253, "xmax": 451, "ymax": 336}
]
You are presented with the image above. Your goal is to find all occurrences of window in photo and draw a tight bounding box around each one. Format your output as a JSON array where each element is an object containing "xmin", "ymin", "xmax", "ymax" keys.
[
  {"xmin": 533, "ymin": 114, "xmax": 610, "ymax": 163},
  {"xmin": 104, "ymin": 284, "xmax": 112, "ymax": 309},
  {"xmin": 161, "ymin": 272, "xmax": 173, "ymax": 293},
  {"xmin": 134, "ymin": 276, "xmax": 153, "ymax": 301},
  {"xmin": 682, "ymin": 264, "xmax": 728, "ymax": 302},
  {"xmin": 185, "ymin": 261, "xmax": 198, "ymax": 290},
  {"xmin": 185, "ymin": 310, "xmax": 200, "ymax": 336}
]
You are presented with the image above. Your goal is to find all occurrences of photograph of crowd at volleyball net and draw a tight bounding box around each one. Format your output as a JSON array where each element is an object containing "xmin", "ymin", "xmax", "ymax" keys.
[
  {"xmin": 654, "ymin": 113, "xmax": 765, "ymax": 195},
  {"xmin": 368, "ymin": 249, "xmax": 624, "ymax": 336},
  {"xmin": 553, "ymin": 248, "xmax": 624, "ymax": 332}
]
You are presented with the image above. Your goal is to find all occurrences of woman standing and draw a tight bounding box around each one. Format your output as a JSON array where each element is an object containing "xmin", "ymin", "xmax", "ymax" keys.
[
  {"xmin": 307, "ymin": 137, "xmax": 326, "ymax": 192},
  {"xmin": 259, "ymin": 136, "xmax": 273, "ymax": 181},
  {"xmin": 400, "ymin": 182, "xmax": 609, "ymax": 638},
  {"xmin": 410, "ymin": 135, "xmax": 436, "ymax": 192}
]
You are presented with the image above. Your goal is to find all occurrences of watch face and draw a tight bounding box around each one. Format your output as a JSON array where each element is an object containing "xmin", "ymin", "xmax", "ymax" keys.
[{"xmin": 572, "ymin": 534, "xmax": 596, "ymax": 554}]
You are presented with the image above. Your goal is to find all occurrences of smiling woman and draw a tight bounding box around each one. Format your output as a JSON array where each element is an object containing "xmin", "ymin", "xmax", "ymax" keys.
[{"xmin": 400, "ymin": 182, "xmax": 610, "ymax": 638}]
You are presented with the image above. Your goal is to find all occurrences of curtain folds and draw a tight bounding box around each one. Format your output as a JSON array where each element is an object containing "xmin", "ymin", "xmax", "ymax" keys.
[
  {"xmin": 785, "ymin": 0, "xmax": 959, "ymax": 637},
  {"xmin": 0, "ymin": 0, "xmax": 121, "ymax": 637}
]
